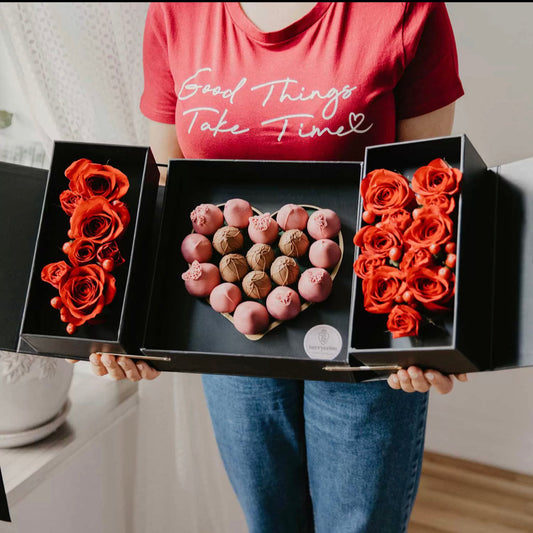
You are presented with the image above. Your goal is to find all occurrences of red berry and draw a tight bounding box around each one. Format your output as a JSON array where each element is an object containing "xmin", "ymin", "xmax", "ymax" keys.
[
  {"xmin": 66, "ymin": 323, "xmax": 77, "ymax": 335},
  {"xmin": 51, "ymin": 296, "xmax": 63, "ymax": 309},
  {"xmin": 415, "ymin": 194, "xmax": 424, "ymax": 205},
  {"xmin": 395, "ymin": 293, "xmax": 404, "ymax": 304},
  {"xmin": 362, "ymin": 210, "xmax": 376, "ymax": 224},
  {"xmin": 389, "ymin": 247, "xmax": 402, "ymax": 262},
  {"xmin": 102, "ymin": 259, "xmax": 114, "ymax": 272},
  {"xmin": 60, "ymin": 309, "xmax": 69, "ymax": 323},
  {"xmin": 412, "ymin": 208, "xmax": 422, "ymax": 220},
  {"xmin": 402, "ymin": 290, "xmax": 414, "ymax": 304},
  {"xmin": 429, "ymin": 243, "xmax": 441, "ymax": 255},
  {"xmin": 446, "ymin": 253, "xmax": 457, "ymax": 269},
  {"xmin": 438, "ymin": 266, "xmax": 451, "ymax": 279},
  {"xmin": 67, "ymin": 230, "xmax": 74, "ymax": 239},
  {"xmin": 445, "ymin": 242, "xmax": 456, "ymax": 254},
  {"xmin": 62, "ymin": 241, "xmax": 72, "ymax": 254}
]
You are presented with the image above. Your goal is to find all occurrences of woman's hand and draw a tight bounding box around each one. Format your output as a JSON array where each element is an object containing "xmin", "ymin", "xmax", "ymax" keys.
[
  {"xmin": 66, "ymin": 354, "xmax": 161, "ymax": 381},
  {"xmin": 387, "ymin": 366, "xmax": 468, "ymax": 394}
]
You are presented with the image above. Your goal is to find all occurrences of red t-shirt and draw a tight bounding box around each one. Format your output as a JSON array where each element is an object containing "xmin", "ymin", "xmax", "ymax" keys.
[{"xmin": 140, "ymin": 2, "xmax": 464, "ymax": 162}]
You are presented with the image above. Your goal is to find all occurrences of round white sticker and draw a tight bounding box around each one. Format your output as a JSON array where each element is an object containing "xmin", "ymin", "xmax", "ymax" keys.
[{"xmin": 303, "ymin": 325, "xmax": 343, "ymax": 360}]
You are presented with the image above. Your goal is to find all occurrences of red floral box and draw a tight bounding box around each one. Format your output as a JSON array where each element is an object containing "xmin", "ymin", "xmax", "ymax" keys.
[
  {"xmin": 346, "ymin": 135, "xmax": 499, "ymax": 375},
  {"xmin": 18, "ymin": 141, "xmax": 160, "ymax": 358}
]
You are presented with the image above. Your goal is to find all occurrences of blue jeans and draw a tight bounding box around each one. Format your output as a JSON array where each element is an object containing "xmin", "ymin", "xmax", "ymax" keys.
[{"xmin": 202, "ymin": 375, "xmax": 428, "ymax": 533}]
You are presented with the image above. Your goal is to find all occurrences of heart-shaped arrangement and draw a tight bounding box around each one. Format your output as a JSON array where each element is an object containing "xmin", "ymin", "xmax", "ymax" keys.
[{"xmin": 180, "ymin": 199, "xmax": 344, "ymax": 340}]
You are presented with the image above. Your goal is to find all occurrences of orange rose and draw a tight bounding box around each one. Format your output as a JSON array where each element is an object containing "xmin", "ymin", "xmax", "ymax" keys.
[
  {"xmin": 360, "ymin": 169, "xmax": 414, "ymax": 215},
  {"xmin": 96, "ymin": 241, "xmax": 125, "ymax": 269},
  {"xmin": 403, "ymin": 207, "xmax": 453, "ymax": 250},
  {"xmin": 362, "ymin": 266, "xmax": 406, "ymax": 314},
  {"xmin": 41, "ymin": 261, "xmax": 71, "ymax": 289},
  {"xmin": 353, "ymin": 252, "xmax": 386, "ymax": 279},
  {"xmin": 58, "ymin": 264, "xmax": 116, "ymax": 327},
  {"xmin": 65, "ymin": 158, "xmax": 129, "ymax": 201},
  {"xmin": 387, "ymin": 304, "xmax": 422, "ymax": 338},
  {"xmin": 411, "ymin": 158, "xmax": 462, "ymax": 197},
  {"xmin": 59, "ymin": 190, "xmax": 82, "ymax": 216},
  {"xmin": 419, "ymin": 193, "xmax": 455, "ymax": 215},
  {"xmin": 381, "ymin": 209, "xmax": 412, "ymax": 232},
  {"xmin": 399, "ymin": 248, "xmax": 434, "ymax": 271},
  {"xmin": 354, "ymin": 223, "xmax": 403, "ymax": 258},
  {"xmin": 405, "ymin": 267, "xmax": 455, "ymax": 312},
  {"xmin": 66, "ymin": 238, "xmax": 97, "ymax": 266},
  {"xmin": 69, "ymin": 197, "xmax": 130, "ymax": 244}
]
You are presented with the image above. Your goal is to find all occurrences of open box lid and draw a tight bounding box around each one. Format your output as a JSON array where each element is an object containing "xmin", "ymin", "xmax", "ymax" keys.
[
  {"xmin": 490, "ymin": 156, "xmax": 533, "ymax": 371},
  {"xmin": 0, "ymin": 162, "xmax": 48, "ymax": 353}
]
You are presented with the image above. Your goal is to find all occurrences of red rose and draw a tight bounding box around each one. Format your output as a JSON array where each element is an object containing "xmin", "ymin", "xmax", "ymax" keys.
[
  {"xmin": 387, "ymin": 304, "xmax": 422, "ymax": 339},
  {"xmin": 59, "ymin": 190, "xmax": 82, "ymax": 216},
  {"xmin": 58, "ymin": 264, "xmax": 117, "ymax": 327},
  {"xmin": 411, "ymin": 158, "xmax": 462, "ymax": 197},
  {"xmin": 362, "ymin": 266, "xmax": 406, "ymax": 314},
  {"xmin": 403, "ymin": 207, "xmax": 453, "ymax": 250},
  {"xmin": 97, "ymin": 241, "xmax": 125, "ymax": 268},
  {"xmin": 67, "ymin": 238, "xmax": 97, "ymax": 266},
  {"xmin": 381, "ymin": 209, "xmax": 412, "ymax": 232},
  {"xmin": 419, "ymin": 194, "xmax": 455, "ymax": 215},
  {"xmin": 41, "ymin": 261, "xmax": 71, "ymax": 289},
  {"xmin": 354, "ymin": 223, "xmax": 403, "ymax": 258},
  {"xmin": 360, "ymin": 169, "xmax": 414, "ymax": 215},
  {"xmin": 65, "ymin": 158, "xmax": 129, "ymax": 201},
  {"xmin": 400, "ymin": 248, "xmax": 434, "ymax": 271},
  {"xmin": 405, "ymin": 267, "xmax": 455, "ymax": 312},
  {"xmin": 353, "ymin": 252, "xmax": 386, "ymax": 279},
  {"xmin": 69, "ymin": 197, "xmax": 130, "ymax": 244}
]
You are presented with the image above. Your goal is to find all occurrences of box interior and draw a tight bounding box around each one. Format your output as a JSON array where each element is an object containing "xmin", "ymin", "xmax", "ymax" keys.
[
  {"xmin": 142, "ymin": 159, "xmax": 360, "ymax": 368},
  {"xmin": 350, "ymin": 136, "xmax": 462, "ymax": 355},
  {"xmin": 20, "ymin": 142, "xmax": 153, "ymax": 354}
]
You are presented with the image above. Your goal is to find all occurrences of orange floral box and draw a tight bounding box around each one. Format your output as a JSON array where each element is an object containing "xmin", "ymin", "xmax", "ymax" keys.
[
  {"xmin": 18, "ymin": 141, "xmax": 160, "ymax": 359},
  {"xmin": 346, "ymin": 135, "xmax": 499, "ymax": 376}
]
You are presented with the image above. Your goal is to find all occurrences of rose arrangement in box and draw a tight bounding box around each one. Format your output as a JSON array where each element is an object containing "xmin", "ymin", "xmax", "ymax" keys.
[
  {"xmin": 353, "ymin": 158, "xmax": 462, "ymax": 339},
  {"xmin": 41, "ymin": 159, "xmax": 130, "ymax": 334}
]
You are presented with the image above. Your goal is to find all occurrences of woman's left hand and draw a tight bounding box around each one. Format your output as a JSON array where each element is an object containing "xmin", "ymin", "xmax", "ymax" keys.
[{"xmin": 387, "ymin": 366, "xmax": 468, "ymax": 394}]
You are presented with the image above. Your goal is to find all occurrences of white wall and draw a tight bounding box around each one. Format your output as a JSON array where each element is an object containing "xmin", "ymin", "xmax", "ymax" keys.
[
  {"xmin": 424, "ymin": 2, "xmax": 533, "ymax": 475},
  {"xmin": 449, "ymin": 2, "xmax": 533, "ymax": 166}
]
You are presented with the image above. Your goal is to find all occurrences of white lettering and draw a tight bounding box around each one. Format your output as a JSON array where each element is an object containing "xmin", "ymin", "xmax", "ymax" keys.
[
  {"xmin": 178, "ymin": 68, "xmax": 247, "ymax": 105},
  {"xmin": 261, "ymin": 114, "xmax": 314, "ymax": 141},
  {"xmin": 262, "ymin": 112, "xmax": 373, "ymax": 141},
  {"xmin": 251, "ymin": 78, "xmax": 358, "ymax": 119},
  {"xmin": 182, "ymin": 107, "xmax": 250, "ymax": 136}
]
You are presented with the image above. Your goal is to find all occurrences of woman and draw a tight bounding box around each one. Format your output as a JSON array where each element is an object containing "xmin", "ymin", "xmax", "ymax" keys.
[{"xmin": 84, "ymin": 3, "xmax": 468, "ymax": 531}]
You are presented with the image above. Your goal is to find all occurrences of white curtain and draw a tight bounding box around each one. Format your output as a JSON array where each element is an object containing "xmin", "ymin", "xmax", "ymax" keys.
[
  {"xmin": 0, "ymin": 2, "xmax": 149, "ymax": 154},
  {"xmin": 0, "ymin": 3, "xmax": 246, "ymax": 532}
]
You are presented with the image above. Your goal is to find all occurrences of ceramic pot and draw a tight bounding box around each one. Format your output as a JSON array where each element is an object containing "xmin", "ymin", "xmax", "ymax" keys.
[{"xmin": 0, "ymin": 351, "xmax": 73, "ymax": 435}]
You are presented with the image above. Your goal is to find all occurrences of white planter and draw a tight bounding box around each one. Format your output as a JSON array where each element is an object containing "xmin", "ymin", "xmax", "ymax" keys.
[{"xmin": 0, "ymin": 351, "xmax": 73, "ymax": 444}]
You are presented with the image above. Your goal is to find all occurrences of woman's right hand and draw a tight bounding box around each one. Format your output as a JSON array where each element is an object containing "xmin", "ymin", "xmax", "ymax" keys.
[{"xmin": 67, "ymin": 354, "xmax": 161, "ymax": 381}]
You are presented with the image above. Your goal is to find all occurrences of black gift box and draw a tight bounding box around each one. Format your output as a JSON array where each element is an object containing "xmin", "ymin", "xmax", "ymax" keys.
[
  {"xmin": 140, "ymin": 159, "xmax": 365, "ymax": 382},
  {"xmin": 10, "ymin": 141, "xmax": 159, "ymax": 358},
  {"xmin": 3, "ymin": 134, "xmax": 533, "ymax": 382},
  {"xmin": 347, "ymin": 135, "xmax": 498, "ymax": 375}
]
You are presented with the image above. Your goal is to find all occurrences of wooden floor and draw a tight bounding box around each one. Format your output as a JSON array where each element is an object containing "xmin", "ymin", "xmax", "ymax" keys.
[{"xmin": 409, "ymin": 452, "xmax": 533, "ymax": 533}]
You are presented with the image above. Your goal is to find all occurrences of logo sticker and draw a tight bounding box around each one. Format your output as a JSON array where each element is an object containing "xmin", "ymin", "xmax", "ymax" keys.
[{"xmin": 303, "ymin": 325, "xmax": 343, "ymax": 360}]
